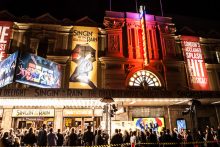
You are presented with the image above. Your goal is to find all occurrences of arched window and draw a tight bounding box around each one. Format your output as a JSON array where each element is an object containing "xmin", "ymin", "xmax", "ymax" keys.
[{"xmin": 128, "ymin": 70, "xmax": 161, "ymax": 87}]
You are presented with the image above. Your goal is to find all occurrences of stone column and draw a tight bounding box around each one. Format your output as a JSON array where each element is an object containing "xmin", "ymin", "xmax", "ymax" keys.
[
  {"xmin": 2, "ymin": 106, "xmax": 13, "ymax": 131},
  {"xmin": 54, "ymin": 107, "xmax": 64, "ymax": 132}
]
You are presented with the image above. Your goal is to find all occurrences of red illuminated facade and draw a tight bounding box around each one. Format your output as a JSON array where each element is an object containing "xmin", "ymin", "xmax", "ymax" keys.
[{"xmin": 0, "ymin": 10, "xmax": 219, "ymax": 133}]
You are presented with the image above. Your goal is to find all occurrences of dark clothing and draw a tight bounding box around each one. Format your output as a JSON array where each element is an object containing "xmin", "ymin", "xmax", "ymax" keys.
[
  {"xmin": 57, "ymin": 133, "xmax": 64, "ymax": 146},
  {"xmin": 68, "ymin": 133, "xmax": 78, "ymax": 146},
  {"xmin": 37, "ymin": 129, "xmax": 47, "ymax": 146},
  {"xmin": 1, "ymin": 138, "xmax": 11, "ymax": 147},
  {"xmin": 83, "ymin": 131, "xmax": 94, "ymax": 146},
  {"xmin": 95, "ymin": 134, "xmax": 104, "ymax": 145},
  {"xmin": 186, "ymin": 134, "xmax": 194, "ymax": 147},
  {"xmin": 123, "ymin": 134, "xmax": 130, "ymax": 143},
  {"xmin": 111, "ymin": 133, "xmax": 123, "ymax": 145},
  {"xmin": 23, "ymin": 133, "xmax": 37, "ymax": 146}
]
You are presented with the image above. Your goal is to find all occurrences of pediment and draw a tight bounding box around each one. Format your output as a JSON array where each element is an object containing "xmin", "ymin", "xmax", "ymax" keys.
[
  {"xmin": 36, "ymin": 13, "xmax": 59, "ymax": 24},
  {"xmin": 178, "ymin": 26, "xmax": 196, "ymax": 35},
  {"xmin": 74, "ymin": 16, "xmax": 97, "ymax": 27},
  {"xmin": 0, "ymin": 10, "xmax": 16, "ymax": 21}
]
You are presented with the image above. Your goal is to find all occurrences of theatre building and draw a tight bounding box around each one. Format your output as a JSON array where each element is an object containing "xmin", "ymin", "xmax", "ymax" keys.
[{"xmin": 0, "ymin": 9, "xmax": 220, "ymax": 133}]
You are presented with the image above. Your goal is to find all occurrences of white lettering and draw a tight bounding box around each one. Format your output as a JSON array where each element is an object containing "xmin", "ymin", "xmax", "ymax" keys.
[{"xmin": 0, "ymin": 26, "xmax": 9, "ymax": 43}]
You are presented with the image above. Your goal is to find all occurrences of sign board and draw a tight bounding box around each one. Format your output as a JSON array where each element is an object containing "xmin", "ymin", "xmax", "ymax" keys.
[
  {"xmin": 0, "ymin": 88, "xmax": 219, "ymax": 99},
  {"xmin": 69, "ymin": 26, "xmax": 98, "ymax": 89},
  {"xmin": 12, "ymin": 109, "xmax": 54, "ymax": 117},
  {"xmin": 0, "ymin": 21, "xmax": 13, "ymax": 61},
  {"xmin": 63, "ymin": 109, "xmax": 93, "ymax": 117},
  {"xmin": 63, "ymin": 109, "xmax": 102, "ymax": 117},
  {"xmin": 181, "ymin": 36, "xmax": 210, "ymax": 90},
  {"xmin": 0, "ymin": 51, "xmax": 18, "ymax": 88},
  {"xmin": 16, "ymin": 52, "xmax": 62, "ymax": 88}
]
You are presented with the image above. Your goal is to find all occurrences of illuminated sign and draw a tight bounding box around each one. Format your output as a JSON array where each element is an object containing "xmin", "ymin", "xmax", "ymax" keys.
[
  {"xmin": 69, "ymin": 26, "xmax": 98, "ymax": 89},
  {"xmin": 63, "ymin": 109, "xmax": 102, "ymax": 117},
  {"xmin": 181, "ymin": 36, "xmax": 210, "ymax": 90},
  {"xmin": 12, "ymin": 109, "xmax": 54, "ymax": 117},
  {"xmin": 0, "ymin": 21, "xmax": 13, "ymax": 61},
  {"xmin": 139, "ymin": 6, "xmax": 148, "ymax": 65},
  {"xmin": 0, "ymin": 88, "xmax": 219, "ymax": 99},
  {"xmin": 134, "ymin": 117, "xmax": 165, "ymax": 132},
  {"xmin": 0, "ymin": 109, "xmax": 3, "ymax": 117},
  {"xmin": 0, "ymin": 51, "xmax": 18, "ymax": 88},
  {"xmin": 63, "ymin": 109, "xmax": 93, "ymax": 117},
  {"xmin": 16, "ymin": 52, "xmax": 62, "ymax": 88}
]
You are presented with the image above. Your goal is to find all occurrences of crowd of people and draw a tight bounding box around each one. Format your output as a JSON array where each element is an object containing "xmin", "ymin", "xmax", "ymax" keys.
[{"xmin": 0, "ymin": 124, "xmax": 220, "ymax": 147}]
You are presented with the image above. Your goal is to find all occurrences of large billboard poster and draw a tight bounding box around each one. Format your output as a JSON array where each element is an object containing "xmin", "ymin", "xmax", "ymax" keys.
[
  {"xmin": 0, "ymin": 51, "xmax": 18, "ymax": 88},
  {"xmin": 0, "ymin": 21, "xmax": 13, "ymax": 61},
  {"xmin": 16, "ymin": 52, "xmax": 62, "ymax": 88},
  {"xmin": 69, "ymin": 26, "xmax": 98, "ymax": 89},
  {"xmin": 134, "ymin": 117, "xmax": 165, "ymax": 132},
  {"xmin": 181, "ymin": 36, "xmax": 210, "ymax": 90}
]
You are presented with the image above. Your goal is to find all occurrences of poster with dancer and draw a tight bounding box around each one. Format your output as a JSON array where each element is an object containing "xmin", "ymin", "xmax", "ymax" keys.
[{"xmin": 69, "ymin": 26, "xmax": 98, "ymax": 89}]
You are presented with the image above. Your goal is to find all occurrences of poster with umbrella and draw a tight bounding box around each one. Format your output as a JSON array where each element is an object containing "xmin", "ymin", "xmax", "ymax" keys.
[{"xmin": 70, "ymin": 43, "xmax": 97, "ymax": 89}]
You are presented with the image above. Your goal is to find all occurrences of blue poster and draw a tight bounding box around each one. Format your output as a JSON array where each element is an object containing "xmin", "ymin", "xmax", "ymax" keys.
[
  {"xmin": 0, "ymin": 51, "xmax": 18, "ymax": 88},
  {"xmin": 177, "ymin": 119, "xmax": 187, "ymax": 132},
  {"xmin": 16, "ymin": 52, "xmax": 61, "ymax": 88}
]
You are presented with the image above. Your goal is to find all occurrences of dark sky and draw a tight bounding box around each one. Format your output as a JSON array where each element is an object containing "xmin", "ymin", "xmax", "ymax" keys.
[{"xmin": 0, "ymin": 0, "xmax": 220, "ymax": 23}]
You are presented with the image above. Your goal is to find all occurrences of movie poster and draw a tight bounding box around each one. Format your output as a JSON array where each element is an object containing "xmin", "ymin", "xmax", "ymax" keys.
[
  {"xmin": 0, "ymin": 51, "xmax": 18, "ymax": 88},
  {"xmin": 16, "ymin": 52, "xmax": 62, "ymax": 88},
  {"xmin": 69, "ymin": 26, "xmax": 98, "ymax": 89},
  {"xmin": 181, "ymin": 36, "xmax": 210, "ymax": 90},
  {"xmin": 134, "ymin": 117, "xmax": 165, "ymax": 132},
  {"xmin": 0, "ymin": 21, "xmax": 13, "ymax": 61}
]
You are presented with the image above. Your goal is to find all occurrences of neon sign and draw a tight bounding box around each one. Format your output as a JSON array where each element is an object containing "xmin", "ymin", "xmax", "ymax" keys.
[
  {"xmin": 0, "ymin": 21, "xmax": 13, "ymax": 61},
  {"xmin": 139, "ymin": 6, "xmax": 148, "ymax": 66},
  {"xmin": 181, "ymin": 36, "xmax": 209, "ymax": 90}
]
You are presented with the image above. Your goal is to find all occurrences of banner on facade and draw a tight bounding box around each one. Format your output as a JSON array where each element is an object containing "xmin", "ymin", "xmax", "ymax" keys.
[
  {"xmin": 181, "ymin": 36, "xmax": 210, "ymax": 90},
  {"xmin": 0, "ymin": 21, "xmax": 13, "ymax": 61},
  {"xmin": 0, "ymin": 51, "xmax": 18, "ymax": 88},
  {"xmin": 69, "ymin": 26, "xmax": 98, "ymax": 89},
  {"xmin": 0, "ymin": 88, "xmax": 219, "ymax": 99},
  {"xmin": 15, "ymin": 52, "xmax": 62, "ymax": 88},
  {"xmin": 12, "ymin": 109, "xmax": 54, "ymax": 117}
]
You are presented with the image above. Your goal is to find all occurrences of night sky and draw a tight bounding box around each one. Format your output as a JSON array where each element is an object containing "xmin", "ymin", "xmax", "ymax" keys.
[{"xmin": 0, "ymin": 0, "xmax": 220, "ymax": 23}]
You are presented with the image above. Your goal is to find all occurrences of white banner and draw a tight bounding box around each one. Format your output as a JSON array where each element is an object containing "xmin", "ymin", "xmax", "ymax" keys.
[{"xmin": 12, "ymin": 109, "xmax": 54, "ymax": 117}]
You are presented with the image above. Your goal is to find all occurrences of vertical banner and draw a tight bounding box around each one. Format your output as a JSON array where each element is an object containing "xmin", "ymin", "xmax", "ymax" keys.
[
  {"xmin": 0, "ymin": 21, "xmax": 13, "ymax": 61},
  {"xmin": 69, "ymin": 26, "xmax": 98, "ymax": 89},
  {"xmin": 181, "ymin": 36, "xmax": 210, "ymax": 90},
  {"xmin": 139, "ymin": 6, "xmax": 149, "ymax": 66}
]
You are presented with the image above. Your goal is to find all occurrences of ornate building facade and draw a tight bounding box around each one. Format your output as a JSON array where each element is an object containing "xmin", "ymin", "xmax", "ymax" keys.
[{"xmin": 0, "ymin": 9, "xmax": 220, "ymax": 133}]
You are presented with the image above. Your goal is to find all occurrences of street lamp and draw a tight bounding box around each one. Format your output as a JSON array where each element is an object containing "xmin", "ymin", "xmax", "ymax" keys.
[{"xmin": 100, "ymin": 97, "xmax": 114, "ymax": 142}]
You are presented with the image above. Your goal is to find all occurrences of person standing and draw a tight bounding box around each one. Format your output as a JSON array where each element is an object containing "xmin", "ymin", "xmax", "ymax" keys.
[
  {"xmin": 83, "ymin": 126, "xmax": 94, "ymax": 146},
  {"xmin": 68, "ymin": 127, "xmax": 78, "ymax": 146},
  {"xmin": 47, "ymin": 128, "xmax": 58, "ymax": 146},
  {"xmin": 111, "ymin": 129, "xmax": 123, "ymax": 145},
  {"xmin": 57, "ymin": 129, "xmax": 64, "ymax": 146},
  {"xmin": 0, "ymin": 132, "xmax": 11, "ymax": 147},
  {"xmin": 23, "ymin": 128, "xmax": 37, "ymax": 147},
  {"xmin": 95, "ymin": 130, "xmax": 104, "ymax": 145},
  {"xmin": 37, "ymin": 124, "xmax": 47, "ymax": 146},
  {"xmin": 130, "ymin": 131, "xmax": 137, "ymax": 147}
]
